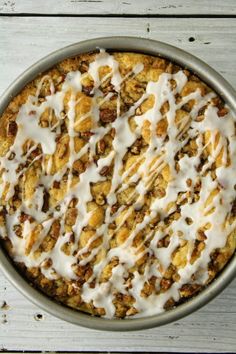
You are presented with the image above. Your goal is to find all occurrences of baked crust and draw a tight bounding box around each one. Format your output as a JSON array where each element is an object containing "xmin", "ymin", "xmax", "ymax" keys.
[{"xmin": 0, "ymin": 50, "xmax": 235, "ymax": 318}]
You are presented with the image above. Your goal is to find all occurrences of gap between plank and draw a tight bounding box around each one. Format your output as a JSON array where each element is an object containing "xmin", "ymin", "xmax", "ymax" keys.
[{"xmin": 0, "ymin": 13, "xmax": 236, "ymax": 18}]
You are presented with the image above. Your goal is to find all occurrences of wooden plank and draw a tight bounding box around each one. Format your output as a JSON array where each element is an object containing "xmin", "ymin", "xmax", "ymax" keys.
[
  {"xmin": 0, "ymin": 17, "xmax": 236, "ymax": 98},
  {"xmin": 0, "ymin": 0, "xmax": 236, "ymax": 15},
  {"xmin": 0, "ymin": 15, "xmax": 236, "ymax": 353},
  {"xmin": 0, "ymin": 271, "xmax": 235, "ymax": 352}
]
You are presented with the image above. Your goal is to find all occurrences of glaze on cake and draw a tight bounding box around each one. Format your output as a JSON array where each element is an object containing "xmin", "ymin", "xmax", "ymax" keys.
[{"xmin": 0, "ymin": 50, "xmax": 235, "ymax": 318}]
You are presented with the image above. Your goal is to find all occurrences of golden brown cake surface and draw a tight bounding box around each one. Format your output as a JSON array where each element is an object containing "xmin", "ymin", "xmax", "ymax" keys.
[{"xmin": 0, "ymin": 50, "xmax": 235, "ymax": 318}]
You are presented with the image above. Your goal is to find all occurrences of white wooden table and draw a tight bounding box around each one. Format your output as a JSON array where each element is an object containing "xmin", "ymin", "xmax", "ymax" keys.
[{"xmin": 0, "ymin": 1, "xmax": 236, "ymax": 352}]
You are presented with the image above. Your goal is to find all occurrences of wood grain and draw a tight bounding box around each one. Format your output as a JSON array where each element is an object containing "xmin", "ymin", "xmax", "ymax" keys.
[
  {"xmin": 0, "ymin": 0, "xmax": 235, "ymax": 15},
  {"xmin": 0, "ymin": 14, "xmax": 236, "ymax": 354},
  {"xmin": 0, "ymin": 17, "xmax": 236, "ymax": 97}
]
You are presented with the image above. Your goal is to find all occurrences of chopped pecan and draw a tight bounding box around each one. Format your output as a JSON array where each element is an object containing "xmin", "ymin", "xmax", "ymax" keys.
[
  {"xmin": 99, "ymin": 166, "xmax": 110, "ymax": 177},
  {"xmin": 149, "ymin": 214, "xmax": 160, "ymax": 229},
  {"xmin": 72, "ymin": 264, "xmax": 92, "ymax": 281},
  {"xmin": 141, "ymin": 276, "xmax": 157, "ymax": 297},
  {"xmin": 111, "ymin": 203, "xmax": 119, "ymax": 215},
  {"xmin": 166, "ymin": 62, "xmax": 174, "ymax": 74},
  {"xmin": 8, "ymin": 152, "xmax": 16, "ymax": 160},
  {"xmin": 60, "ymin": 121, "xmax": 67, "ymax": 133},
  {"xmin": 97, "ymin": 139, "xmax": 106, "ymax": 154},
  {"xmin": 160, "ymin": 278, "xmax": 172, "ymax": 290},
  {"xmin": 57, "ymin": 143, "xmax": 68, "ymax": 159},
  {"xmin": 131, "ymin": 146, "xmax": 140, "ymax": 155},
  {"xmin": 110, "ymin": 128, "xmax": 116, "ymax": 138},
  {"xmin": 80, "ymin": 131, "xmax": 95, "ymax": 139},
  {"xmin": 212, "ymin": 97, "xmax": 223, "ymax": 108},
  {"xmin": 82, "ymin": 85, "xmax": 94, "ymax": 96},
  {"xmin": 73, "ymin": 160, "xmax": 85, "ymax": 175},
  {"xmin": 100, "ymin": 83, "xmax": 116, "ymax": 95},
  {"xmin": 164, "ymin": 297, "xmax": 175, "ymax": 310},
  {"xmin": 99, "ymin": 108, "xmax": 117, "ymax": 123},
  {"xmin": 166, "ymin": 62, "xmax": 180, "ymax": 74},
  {"xmin": 231, "ymin": 199, "xmax": 236, "ymax": 216},
  {"xmin": 169, "ymin": 79, "xmax": 177, "ymax": 90},
  {"xmin": 69, "ymin": 233, "xmax": 75, "ymax": 243},
  {"xmin": 186, "ymin": 178, "xmax": 192, "ymax": 187},
  {"xmin": 89, "ymin": 280, "xmax": 96, "ymax": 289},
  {"xmin": 183, "ymin": 69, "xmax": 190, "ymax": 77},
  {"xmin": 182, "ymin": 103, "xmax": 192, "ymax": 113},
  {"xmin": 180, "ymin": 283, "xmax": 201, "ymax": 297},
  {"xmin": 19, "ymin": 213, "xmax": 33, "ymax": 223},
  {"xmin": 95, "ymin": 307, "xmax": 106, "ymax": 316},
  {"xmin": 0, "ymin": 207, "xmax": 7, "ymax": 219},
  {"xmin": 198, "ymin": 105, "xmax": 207, "ymax": 116},
  {"xmin": 190, "ymin": 74, "xmax": 200, "ymax": 82},
  {"xmin": 217, "ymin": 107, "xmax": 229, "ymax": 117},
  {"xmin": 7, "ymin": 121, "xmax": 17, "ymax": 136},
  {"xmin": 79, "ymin": 60, "xmax": 89, "ymax": 73},
  {"xmin": 195, "ymin": 115, "xmax": 205, "ymax": 122},
  {"xmin": 126, "ymin": 307, "xmax": 138, "ymax": 316},
  {"xmin": 65, "ymin": 208, "xmax": 78, "ymax": 226},
  {"xmin": 13, "ymin": 224, "xmax": 22, "ymax": 238},
  {"xmin": 49, "ymin": 220, "xmax": 60, "ymax": 240},
  {"xmin": 157, "ymin": 234, "xmax": 170, "ymax": 248},
  {"xmin": 29, "ymin": 146, "xmax": 41, "ymax": 160},
  {"xmin": 16, "ymin": 163, "xmax": 25, "ymax": 173},
  {"xmin": 42, "ymin": 189, "xmax": 50, "ymax": 213},
  {"xmin": 41, "ymin": 258, "xmax": 52, "ymax": 269},
  {"xmin": 185, "ymin": 217, "xmax": 193, "ymax": 225},
  {"xmin": 53, "ymin": 181, "xmax": 60, "ymax": 189},
  {"xmin": 197, "ymin": 230, "xmax": 207, "ymax": 241},
  {"xmin": 174, "ymin": 93, "xmax": 182, "ymax": 104},
  {"xmin": 69, "ymin": 198, "xmax": 78, "ymax": 208},
  {"xmin": 56, "ymin": 75, "xmax": 66, "ymax": 85}
]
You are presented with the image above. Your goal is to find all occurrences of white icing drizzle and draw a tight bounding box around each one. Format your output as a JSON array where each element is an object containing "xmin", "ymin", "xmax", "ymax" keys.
[{"xmin": 0, "ymin": 49, "xmax": 235, "ymax": 319}]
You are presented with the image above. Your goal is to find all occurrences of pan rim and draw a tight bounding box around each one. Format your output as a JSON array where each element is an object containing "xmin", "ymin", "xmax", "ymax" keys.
[{"xmin": 0, "ymin": 36, "xmax": 235, "ymax": 331}]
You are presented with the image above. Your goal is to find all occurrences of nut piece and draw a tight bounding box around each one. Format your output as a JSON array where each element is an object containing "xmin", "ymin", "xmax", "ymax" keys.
[
  {"xmin": 99, "ymin": 166, "xmax": 110, "ymax": 177},
  {"xmin": 42, "ymin": 189, "xmax": 50, "ymax": 213},
  {"xmin": 97, "ymin": 139, "xmax": 106, "ymax": 154},
  {"xmin": 99, "ymin": 108, "xmax": 117, "ymax": 123},
  {"xmin": 110, "ymin": 128, "xmax": 116, "ymax": 138},
  {"xmin": 82, "ymin": 85, "xmax": 94, "ymax": 96},
  {"xmin": 197, "ymin": 230, "xmax": 207, "ymax": 241},
  {"xmin": 73, "ymin": 160, "xmax": 85, "ymax": 175},
  {"xmin": 7, "ymin": 121, "xmax": 17, "ymax": 136},
  {"xmin": 186, "ymin": 178, "xmax": 192, "ymax": 187},
  {"xmin": 217, "ymin": 107, "xmax": 229, "ymax": 117},
  {"xmin": 53, "ymin": 181, "xmax": 60, "ymax": 189},
  {"xmin": 80, "ymin": 131, "xmax": 94, "ymax": 139},
  {"xmin": 157, "ymin": 234, "xmax": 170, "ymax": 248},
  {"xmin": 65, "ymin": 208, "xmax": 78, "ymax": 226},
  {"xmin": 160, "ymin": 278, "xmax": 172, "ymax": 291},
  {"xmin": 79, "ymin": 60, "xmax": 89, "ymax": 73},
  {"xmin": 231, "ymin": 199, "xmax": 236, "ymax": 217}
]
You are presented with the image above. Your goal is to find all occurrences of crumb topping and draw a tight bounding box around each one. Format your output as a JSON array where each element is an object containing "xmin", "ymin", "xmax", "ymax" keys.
[{"xmin": 0, "ymin": 50, "xmax": 235, "ymax": 318}]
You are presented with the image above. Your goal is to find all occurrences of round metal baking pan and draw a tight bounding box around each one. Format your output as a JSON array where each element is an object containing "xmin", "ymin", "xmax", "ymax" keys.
[{"xmin": 0, "ymin": 37, "xmax": 235, "ymax": 331}]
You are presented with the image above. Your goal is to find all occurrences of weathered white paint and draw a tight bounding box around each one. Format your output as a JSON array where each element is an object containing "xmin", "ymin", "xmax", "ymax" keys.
[
  {"xmin": 0, "ymin": 0, "xmax": 235, "ymax": 15},
  {"xmin": 0, "ymin": 17, "xmax": 236, "ymax": 98},
  {"xmin": 0, "ymin": 13, "xmax": 235, "ymax": 354}
]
